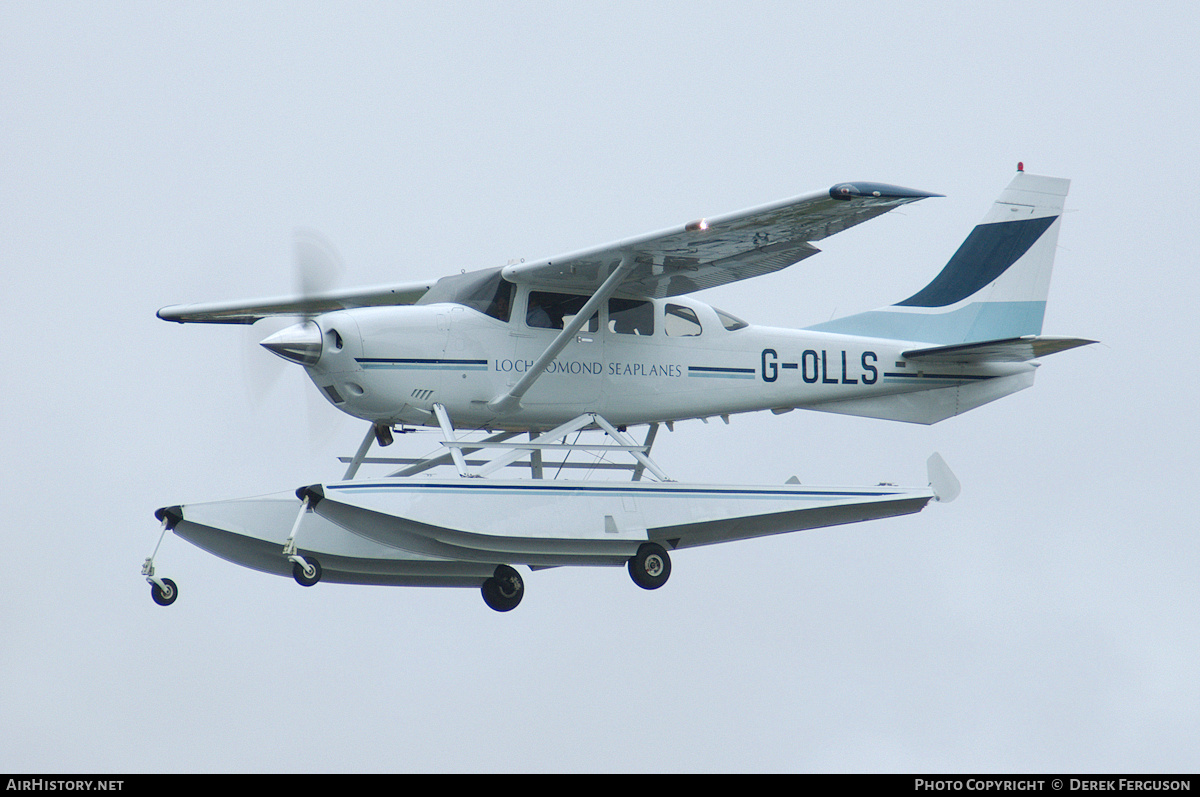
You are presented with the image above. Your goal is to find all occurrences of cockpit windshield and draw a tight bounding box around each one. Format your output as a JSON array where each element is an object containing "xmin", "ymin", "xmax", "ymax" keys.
[
  {"xmin": 714, "ymin": 307, "xmax": 748, "ymax": 331},
  {"xmin": 417, "ymin": 268, "xmax": 513, "ymax": 321}
]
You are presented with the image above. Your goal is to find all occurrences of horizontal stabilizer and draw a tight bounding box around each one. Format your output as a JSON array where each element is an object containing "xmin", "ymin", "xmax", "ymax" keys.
[{"xmin": 903, "ymin": 336, "xmax": 1096, "ymax": 364}]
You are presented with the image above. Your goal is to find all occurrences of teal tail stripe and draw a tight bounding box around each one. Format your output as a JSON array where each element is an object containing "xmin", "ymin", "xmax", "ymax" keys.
[{"xmin": 806, "ymin": 300, "xmax": 1046, "ymax": 345}]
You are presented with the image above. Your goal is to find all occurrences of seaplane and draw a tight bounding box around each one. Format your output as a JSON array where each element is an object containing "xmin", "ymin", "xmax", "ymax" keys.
[{"xmin": 145, "ymin": 166, "xmax": 1092, "ymax": 611}]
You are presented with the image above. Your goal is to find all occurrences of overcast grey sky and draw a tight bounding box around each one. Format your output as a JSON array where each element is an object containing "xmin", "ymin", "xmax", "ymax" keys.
[{"xmin": 2, "ymin": 1, "xmax": 1197, "ymax": 772}]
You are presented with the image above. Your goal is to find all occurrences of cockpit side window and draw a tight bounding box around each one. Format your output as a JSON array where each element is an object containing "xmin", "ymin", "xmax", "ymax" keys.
[
  {"xmin": 608, "ymin": 298, "xmax": 654, "ymax": 336},
  {"xmin": 664, "ymin": 304, "xmax": 702, "ymax": 337},
  {"xmin": 526, "ymin": 291, "xmax": 598, "ymax": 331}
]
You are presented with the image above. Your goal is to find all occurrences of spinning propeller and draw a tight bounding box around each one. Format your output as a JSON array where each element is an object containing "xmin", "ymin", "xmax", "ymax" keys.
[
  {"xmin": 242, "ymin": 230, "xmax": 349, "ymax": 446},
  {"xmin": 258, "ymin": 229, "xmax": 344, "ymax": 365}
]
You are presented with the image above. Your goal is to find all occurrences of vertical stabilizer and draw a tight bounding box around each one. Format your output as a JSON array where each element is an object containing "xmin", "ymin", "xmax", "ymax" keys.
[{"xmin": 808, "ymin": 170, "xmax": 1070, "ymax": 344}]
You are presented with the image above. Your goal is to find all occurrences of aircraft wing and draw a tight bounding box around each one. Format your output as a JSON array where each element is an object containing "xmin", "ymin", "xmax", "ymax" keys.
[
  {"xmin": 903, "ymin": 336, "xmax": 1097, "ymax": 363},
  {"xmin": 500, "ymin": 182, "xmax": 942, "ymax": 298},
  {"xmin": 157, "ymin": 280, "xmax": 436, "ymax": 324},
  {"xmin": 159, "ymin": 182, "xmax": 935, "ymax": 323}
]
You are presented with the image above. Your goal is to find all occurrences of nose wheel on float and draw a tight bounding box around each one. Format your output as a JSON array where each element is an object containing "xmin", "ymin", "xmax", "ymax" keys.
[
  {"xmin": 291, "ymin": 556, "xmax": 322, "ymax": 587},
  {"xmin": 143, "ymin": 510, "xmax": 179, "ymax": 606},
  {"xmin": 283, "ymin": 491, "xmax": 323, "ymax": 587},
  {"xmin": 150, "ymin": 577, "xmax": 178, "ymax": 606}
]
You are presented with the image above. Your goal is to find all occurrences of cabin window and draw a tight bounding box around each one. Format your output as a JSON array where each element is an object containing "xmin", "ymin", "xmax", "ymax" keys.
[
  {"xmin": 714, "ymin": 307, "xmax": 748, "ymax": 331},
  {"xmin": 608, "ymin": 298, "xmax": 654, "ymax": 336},
  {"xmin": 664, "ymin": 304, "xmax": 702, "ymax": 337},
  {"xmin": 526, "ymin": 291, "xmax": 598, "ymax": 331}
]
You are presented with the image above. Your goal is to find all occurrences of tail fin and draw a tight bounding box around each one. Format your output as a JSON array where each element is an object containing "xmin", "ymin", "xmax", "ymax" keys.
[{"xmin": 808, "ymin": 169, "xmax": 1070, "ymax": 345}]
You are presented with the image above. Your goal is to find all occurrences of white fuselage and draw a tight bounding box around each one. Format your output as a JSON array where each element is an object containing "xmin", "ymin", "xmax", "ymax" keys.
[{"xmin": 296, "ymin": 288, "xmax": 1030, "ymax": 430}]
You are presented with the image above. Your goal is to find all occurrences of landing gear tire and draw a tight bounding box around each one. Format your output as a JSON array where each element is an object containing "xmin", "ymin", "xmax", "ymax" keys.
[
  {"xmin": 292, "ymin": 556, "xmax": 322, "ymax": 587},
  {"xmin": 481, "ymin": 564, "xmax": 524, "ymax": 612},
  {"xmin": 151, "ymin": 578, "xmax": 178, "ymax": 606},
  {"xmin": 628, "ymin": 543, "xmax": 671, "ymax": 590}
]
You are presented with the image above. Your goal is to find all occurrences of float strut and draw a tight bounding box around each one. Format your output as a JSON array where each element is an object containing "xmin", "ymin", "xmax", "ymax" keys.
[
  {"xmin": 141, "ymin": 516, "xmax": 172, "ymax": 591},
  {"xmin": 342, "ymin": 424, "xmax": 377, "ymax": 480},
  {"xmin": 282, "ymin": 495, "xmax": 314, "ymax": 572}
]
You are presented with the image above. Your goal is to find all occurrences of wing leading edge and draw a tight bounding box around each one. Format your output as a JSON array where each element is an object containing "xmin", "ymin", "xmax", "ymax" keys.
[{"xmin": 157, "ymin": 280, "xmax": 436, "ymax": 325}]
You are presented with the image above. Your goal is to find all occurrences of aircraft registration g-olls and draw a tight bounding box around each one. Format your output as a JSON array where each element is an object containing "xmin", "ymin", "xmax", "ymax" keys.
[{"xmin": 145, "ymin": 165, "xmax": 1093, "ymax": 612}]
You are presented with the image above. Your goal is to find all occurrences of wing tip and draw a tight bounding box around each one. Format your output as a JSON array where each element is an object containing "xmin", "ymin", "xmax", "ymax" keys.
[
  {"xmin": 829, "ymin": 182, "xmax": 944, "ymax": 202},
  {"xmin": 156, "ymin": 304, "xmax": 261, "ymax": 325}
]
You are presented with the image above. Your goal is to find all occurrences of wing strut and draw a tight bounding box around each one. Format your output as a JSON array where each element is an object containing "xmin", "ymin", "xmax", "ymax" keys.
[{"xmin": 486, "ymin": 253, "xmax": 636, "ymax": 415}]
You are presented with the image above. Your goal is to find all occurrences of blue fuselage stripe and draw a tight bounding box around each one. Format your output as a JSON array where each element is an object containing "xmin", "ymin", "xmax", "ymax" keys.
[
  {"xmin": 687, "ymin": 365, "xmax": 756, "ymax": 379},
  {"xmin": 357, "ymin": 358, "xmax": 488, "ymax": 371}
]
